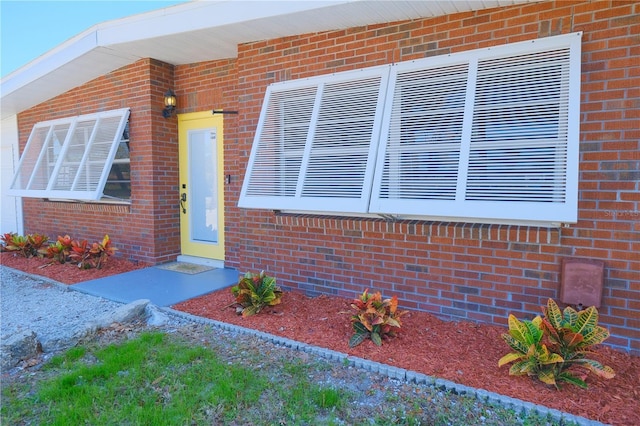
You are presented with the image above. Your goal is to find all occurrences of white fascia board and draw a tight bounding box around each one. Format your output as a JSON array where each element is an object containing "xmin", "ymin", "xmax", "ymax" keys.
[
  {"xmin": 1, "ymin": 32, "xmax": 98, "ymax": 98},
  {"xmin": 0, "ymin": 47, "xmax": 139, "ymax": 119},
  {"xmin": 0, "ymin": 39, "xmax": 144, "ymax": 119},
  {"xmin": 97, "ymin": 1, "xmax": 350, "ymax": 46}
]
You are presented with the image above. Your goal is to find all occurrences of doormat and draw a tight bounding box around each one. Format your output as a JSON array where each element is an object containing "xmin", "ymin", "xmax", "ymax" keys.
[{"xmin": 156, "ymin": 262, "xmax": 215, "ymax": 274}]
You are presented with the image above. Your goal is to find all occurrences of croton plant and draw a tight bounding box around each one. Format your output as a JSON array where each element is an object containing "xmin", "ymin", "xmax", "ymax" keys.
[
  {"xmin": 2, "ymin": 232, "xmax": 117, "ymax": 270},
  {"xmin": 231, "ymin": 271, "xmax": 283, "ymax": 317},
  {"xmin": 1, "ymin": 232, "xmax": 49, "ymax": 258},
  {"xmin": 70, "ymin": 235, "xmax": 118, "ymax": 269},
  {"xmin": 499, "ymin": 298, "xmax": 615, "ymax": 389},
  {"xmin": 349, "ymin": 289, "xmax": 407, "ymax": 348}
]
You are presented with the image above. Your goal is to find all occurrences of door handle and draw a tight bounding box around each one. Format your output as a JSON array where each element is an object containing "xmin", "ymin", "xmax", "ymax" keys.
[{"xmin": 180, "ymin": 193, "xmax": 187, "ymax": 214}]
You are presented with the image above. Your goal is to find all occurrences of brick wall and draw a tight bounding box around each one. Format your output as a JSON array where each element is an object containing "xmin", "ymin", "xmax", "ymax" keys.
[
  {"xmin": 18, "ymin": 59, "xmax": 181, "ymax": 264},
  {"xmin": 221, "ymin": 1, "xmax": 639, "ymax": 353}
]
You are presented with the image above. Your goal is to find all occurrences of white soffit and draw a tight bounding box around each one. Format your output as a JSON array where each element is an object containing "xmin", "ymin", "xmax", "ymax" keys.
[{"xmin": 0, "ymin": 0, "xmax": 537, "ymax": 119}]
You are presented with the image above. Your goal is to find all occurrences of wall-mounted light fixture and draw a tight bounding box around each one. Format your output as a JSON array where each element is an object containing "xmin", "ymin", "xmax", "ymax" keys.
[{"xmin": 162, "ymin": 90, "xmax": 177, "ymax": 118}]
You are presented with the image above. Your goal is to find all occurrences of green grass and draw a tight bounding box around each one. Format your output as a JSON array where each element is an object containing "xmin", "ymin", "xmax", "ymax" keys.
[
  {"xmin": 1, "ymin": 329, "xmax": 579, "ymax": 425},
  {"xmin": 2, "ymin": 332, "xmax": 349, "ymax": 425}
]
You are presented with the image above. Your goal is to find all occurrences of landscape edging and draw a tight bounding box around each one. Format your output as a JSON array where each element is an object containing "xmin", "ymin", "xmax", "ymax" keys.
[{"xmin": 161, "ymin": 307, "xmax": 608, "ymax": 426}]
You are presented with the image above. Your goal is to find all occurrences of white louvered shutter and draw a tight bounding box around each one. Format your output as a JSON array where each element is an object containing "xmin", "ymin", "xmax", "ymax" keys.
[
  {"xmin": 239, "ymin": 66, "xmax": 390, "ymax": 213},
  {"xmin": 467, "ymin": 48, "xmax": 571, "ymax": 203},
  {"xmin": 10, "ymin": 122, "xmax": 71, "ymax": 192},
  {"xmin": 371, "ymin": 32, "xmax": 581, "ymax": 224},
  {"xmin": 9, "ymin": 108, "xmax": 130, "ymax": 200},
  {"xmin": 242, "ymin": 85, "xmax": 317, "ymax": 201},
  {"xmin": 371, "ymin": 59, "xmax": 469, "ymax": 213}
]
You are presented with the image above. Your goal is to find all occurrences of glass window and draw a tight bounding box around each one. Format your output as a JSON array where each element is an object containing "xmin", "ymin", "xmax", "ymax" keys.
[{"xmin": 102, "ymin": 122, "xmax": 131, "ymax": 200}]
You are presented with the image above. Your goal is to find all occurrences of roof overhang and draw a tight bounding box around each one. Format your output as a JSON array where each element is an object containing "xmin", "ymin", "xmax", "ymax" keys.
[{"xmin": 1, "ymin": 0, "xmax": 536, "ymax": 120}]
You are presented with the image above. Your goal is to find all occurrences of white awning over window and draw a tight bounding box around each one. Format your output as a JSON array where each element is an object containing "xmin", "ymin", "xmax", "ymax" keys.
[
  {"xmin": 240, "ymin": 32, "xmax": 582, "ymax": 226},
  {"xmin": 8, "ymin": 108, "xmax": 130, "ymax": 201}
]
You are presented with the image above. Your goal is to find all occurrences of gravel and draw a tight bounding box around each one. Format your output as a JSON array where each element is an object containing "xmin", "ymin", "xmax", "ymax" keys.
[
  {"xmin": 1, "ymin": 267, "xmax": 192, "ymax": 358},
  {"xmin": 1, "ymin": 267, "xmax": 126, "ymax": 353}
]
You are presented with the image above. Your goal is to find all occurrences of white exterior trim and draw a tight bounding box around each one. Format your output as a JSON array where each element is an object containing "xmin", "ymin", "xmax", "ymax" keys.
[{"xmin": 1, "ymin": 115, "xmax": 23, "ymax": 235}]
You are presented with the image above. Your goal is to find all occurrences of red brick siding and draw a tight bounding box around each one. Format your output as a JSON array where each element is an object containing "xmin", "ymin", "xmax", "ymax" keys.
[
  {"xmin": 18, "ymin": 59, "xmax": 180, "ymax": 264},
  {"xmin": 223, "ymin": 1, "xmax": 639, "ymax": 353}
]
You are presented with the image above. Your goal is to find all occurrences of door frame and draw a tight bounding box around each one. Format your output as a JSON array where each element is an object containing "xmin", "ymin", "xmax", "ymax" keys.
[{"xmin": 177, "ymin": 111, "xmax": 225, "ymax": 267}]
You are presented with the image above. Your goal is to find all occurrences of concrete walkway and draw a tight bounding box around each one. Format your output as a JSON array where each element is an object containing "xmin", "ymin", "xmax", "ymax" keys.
[{"xmin": 72, "ymin": 264, "xmax": 238, "ymax": 306}]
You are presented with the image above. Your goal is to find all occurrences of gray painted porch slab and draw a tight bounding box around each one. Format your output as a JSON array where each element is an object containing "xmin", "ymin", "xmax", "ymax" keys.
[{"xmin": 73, "ymin": 266, "xmax": 239, "ymax": 307}]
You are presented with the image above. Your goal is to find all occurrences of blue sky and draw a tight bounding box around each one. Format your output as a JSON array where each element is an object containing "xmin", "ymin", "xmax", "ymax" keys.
[{"xmin": 1, "ymin": 1, "xmax": 188, "ymax": 77}]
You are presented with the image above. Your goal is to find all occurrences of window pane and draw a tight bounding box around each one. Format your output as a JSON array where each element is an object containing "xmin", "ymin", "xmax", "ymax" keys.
[
  {"xmin": 467, "ymin": 48, "xmax": 570, "ymax": 202},
  {"xmin": 103, "ymin": 161, "xmax": 131, "ymax": 199},
  {"xmin": 188, "ymin": 129, "xmax": 218, "ymax": 243},
  {"xmin": 302, "ymin": 77, "xmax": 382, "ymax": 198},
  {"xmin": 379, "ymin": 64, "xmax": 468, "ymax": 201},
  {"xmin": 103, "ymin": 125, "xmax": 131, "ymax": 200}
]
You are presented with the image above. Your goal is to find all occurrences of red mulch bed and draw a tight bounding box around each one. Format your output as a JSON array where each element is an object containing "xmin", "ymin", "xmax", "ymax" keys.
[
  {"xmin": 0, "ymin": 252, "xmax": 147, "ymax": 284},
  {"xmin": 2, "ymin": 252, "xmax": 639, "ymax": 425}
]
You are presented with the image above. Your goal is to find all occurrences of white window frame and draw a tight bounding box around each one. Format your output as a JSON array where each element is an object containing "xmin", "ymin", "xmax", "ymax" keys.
[
  {"xmin": 8, "ymin": 108, "xmax": 131, "ymax": 202},
  {"xmin": 102, "ymin": 121, "xmax": 131, "ymax": 201},
  {"xmin": 239, "ymin": 32, "xmax": 582, "ymax": 226}
]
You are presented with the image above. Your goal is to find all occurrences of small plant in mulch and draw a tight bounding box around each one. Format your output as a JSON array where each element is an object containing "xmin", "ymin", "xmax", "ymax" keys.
[
  {"xmin": 40, "ymin": 235, "xmax": 73, "ymax": 263},
  {"xmin": 1, "ymin": 232, "xmax": 49, "ymax": 258},
  {"xmin": 349, "ymin": 289, "xmax": 407, "ymax": 348},
  {"xmin": 69, "ymin": 235, "xmax": 118, "ymax": 269},
  {"xmin": 2, "ymin": 232, "xmax": 118, "ymax": 270},
  {"xmin": 231, "ymin": 271, "xmax": 283, "ymax": 317},
  {"xmin": 499, "ymin": 298, "xmax": 615, "ymax": 389}
]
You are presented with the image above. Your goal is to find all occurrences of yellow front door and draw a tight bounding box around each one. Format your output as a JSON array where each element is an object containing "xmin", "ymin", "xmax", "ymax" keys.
[{"xmin": 178, "ymin": 112, "xmax": 224, "ymax": 263}]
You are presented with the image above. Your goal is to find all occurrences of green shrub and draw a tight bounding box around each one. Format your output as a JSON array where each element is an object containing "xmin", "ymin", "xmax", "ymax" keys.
[
  {"xmin": 349, "ymin": 289, "xmax": 407, "ymax": 347},
  {"xmin": 1, "ymin": 232, "xmax": 49, "ymax": 258},
  {"xmin": 231, "ymin": 271, "xmax": 283, "ymax": 317},
  {"xmin": 499, "ymin": 298, "xmax": 615, "ymax": 389}
]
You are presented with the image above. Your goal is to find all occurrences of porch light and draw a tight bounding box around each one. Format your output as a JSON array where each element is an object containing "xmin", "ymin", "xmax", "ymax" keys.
[{"xmin": 162, "ymin": 89, "xmax": 177, "ymax": 118}]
